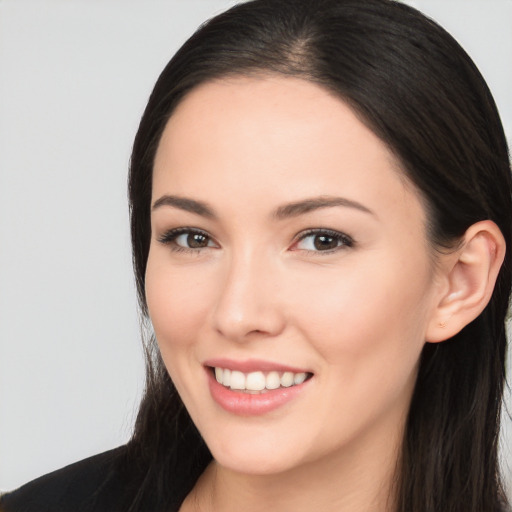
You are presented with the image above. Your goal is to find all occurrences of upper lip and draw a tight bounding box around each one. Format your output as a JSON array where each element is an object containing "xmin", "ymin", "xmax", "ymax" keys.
[{"xmin": 203, "ymin": 358, "xmax": 311, "ymax": 374}]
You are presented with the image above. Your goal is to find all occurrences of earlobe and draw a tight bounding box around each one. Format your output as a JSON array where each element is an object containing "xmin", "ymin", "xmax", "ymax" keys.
[{"xmin": 425, "ymin": 220, "xmax": 506, "ymax": 343}]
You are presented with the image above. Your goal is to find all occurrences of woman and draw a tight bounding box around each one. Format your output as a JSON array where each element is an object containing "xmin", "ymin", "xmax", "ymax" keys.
[{"xmin": 2, "ymin": 0, "xmax": 510, "ymax": 511}]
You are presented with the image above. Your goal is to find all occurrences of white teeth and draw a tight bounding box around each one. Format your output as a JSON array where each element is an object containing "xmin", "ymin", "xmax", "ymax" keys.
[
  {"xmin": 214, "ymin": 367, "xmax": 309, "ymax": 391},
  {"xmin": 294, "ymin": 372, "xmax": 307, "ymax": 385},
  {"xmin": 281, "ymin": 372, "xmax": 294, "ymax": 387},
  {"xmin": 246, "ymin": 371, "xmax": 266, "ymax": 391},
  {"xmin": 266, "ymin": 371, "xmax": 281, "ymax": 390},
  {"xmin": 222, "ymin": 368, "xmax": 231, "ymax": 387},
  {"xmin": 230, "ymin": 370, "xmax": 246, "ymax": 390}
]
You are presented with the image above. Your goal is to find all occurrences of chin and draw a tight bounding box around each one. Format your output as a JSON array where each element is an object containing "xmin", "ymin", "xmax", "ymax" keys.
[
  {"xmin": 211, "ymin": 445, "xmax": 302, "ymax": 476},
  {"xmin": 196, "ymin": 421, "xmax": 303, "ymax": 476}
]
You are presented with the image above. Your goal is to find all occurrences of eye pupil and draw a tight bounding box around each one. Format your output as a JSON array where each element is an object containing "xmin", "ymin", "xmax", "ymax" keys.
[
  {"xmin": 188, "ymin": 233, "xmax": 209, "ymax": 248},
  {"xmin": 314, "ymin": 235, "xmax": 338, "ymax": 250}
]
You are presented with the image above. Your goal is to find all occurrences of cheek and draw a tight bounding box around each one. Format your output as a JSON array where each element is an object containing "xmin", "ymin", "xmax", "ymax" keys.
[
  {"xmin": 145, "ymin": 251, "xmax": 214, "ymax": 349},
  {"xmin": 286, "ymin": 254, "xmax": 433, "ymax": 366}
]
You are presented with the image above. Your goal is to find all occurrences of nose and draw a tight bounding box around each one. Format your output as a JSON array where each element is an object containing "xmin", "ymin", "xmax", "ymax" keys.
[{"xmin": 212, "ymin": 250, "xmax": 286, "ymax": 342}]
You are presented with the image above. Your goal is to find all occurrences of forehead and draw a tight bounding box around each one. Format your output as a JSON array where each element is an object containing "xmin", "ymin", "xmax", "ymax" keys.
[
  {"xmin": 152, "ymin": 75, "xmax": 424, "ymax": 227},
  {"xmin": 159, "ymin": 75, "xmax": 394, "ymax": 168}
]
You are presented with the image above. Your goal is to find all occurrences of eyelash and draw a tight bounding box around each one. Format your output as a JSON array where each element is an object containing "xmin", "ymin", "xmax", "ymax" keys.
[
  {"xmin": 157, "ymin": 227, "xmax": 354, "ymax": 255},
  {"xmin": 293, "ymin": 228, "xmax": 354, "ymax": 254},
  {"xmin": 157, "ymin": 227, "xmax": 215, "ymax": 254}
]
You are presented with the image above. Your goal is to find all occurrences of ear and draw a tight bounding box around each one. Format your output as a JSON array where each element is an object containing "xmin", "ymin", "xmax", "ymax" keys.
[{"xmin": 425, "ymin": 220, "xmax": 506, "ymax": 343}]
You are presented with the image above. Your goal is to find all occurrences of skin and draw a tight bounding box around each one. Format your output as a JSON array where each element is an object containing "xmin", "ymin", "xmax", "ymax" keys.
[{"xmin": 146, "ymin": 76, "xmax": 449, "ymax": 512}]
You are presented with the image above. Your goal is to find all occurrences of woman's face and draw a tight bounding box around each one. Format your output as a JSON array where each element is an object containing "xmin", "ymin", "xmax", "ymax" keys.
[{"xmin": 146, "ymin": 76, "xmax": 443, "ymax": 476}]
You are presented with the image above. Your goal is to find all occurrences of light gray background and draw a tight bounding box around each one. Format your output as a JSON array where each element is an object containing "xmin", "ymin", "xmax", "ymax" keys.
[{"xmin": 1, "ymin": 0, "xmax": 511, "ymax": 494}]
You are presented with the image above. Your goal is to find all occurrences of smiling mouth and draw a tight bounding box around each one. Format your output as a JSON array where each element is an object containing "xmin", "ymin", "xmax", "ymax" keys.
[{"xmin": 210, "ymin": 367, "xmax": 313, "ymax": 394}]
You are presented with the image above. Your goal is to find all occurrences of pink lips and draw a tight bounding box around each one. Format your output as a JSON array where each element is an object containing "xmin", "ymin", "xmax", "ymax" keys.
[
  {"xmin": 204, "ymin": 358, "xmax": 312, "ymax": 416},
  {"xmin": 205, "ymin": 358, "xmax": 310, "ymax": 374}
]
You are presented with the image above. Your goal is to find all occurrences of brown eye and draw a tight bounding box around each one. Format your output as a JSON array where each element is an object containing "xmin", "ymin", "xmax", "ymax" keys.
[
  {"xmin": 187, "ymin": 233, "xmax": 210, "ymax": 248},
  {"xmin": 313, "ymin": 234, "xmax": 339, "ymax": 251},
  {"xmin": 293, "ymin": 229, "xmax": 354, "ymax": 253},
  {"xmin": 157, "ymin": 228, "xmax": 217, "ymax": 252}
]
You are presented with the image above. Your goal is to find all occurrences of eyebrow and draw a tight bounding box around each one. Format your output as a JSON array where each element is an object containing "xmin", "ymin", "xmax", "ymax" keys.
[
  {"xmin": 273, "ymin": 196, "xmax": 374, "ymax": 219},
  {"xmin": 152, "ymin": 195, "xmax": 216, "ymax": 219},
  {"xmin": 151, "ymin": 194, "xmax": 374, "ymax": 219}
]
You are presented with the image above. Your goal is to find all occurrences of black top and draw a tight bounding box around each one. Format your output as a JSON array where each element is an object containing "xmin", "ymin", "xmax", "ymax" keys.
[{"xmin": 0, "ymin": 446, "xmax": 148, "ymax": 512}]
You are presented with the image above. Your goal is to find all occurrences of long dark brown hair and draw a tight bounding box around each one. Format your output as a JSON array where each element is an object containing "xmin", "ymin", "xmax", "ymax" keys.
[{"xmin": 125, "ymin": 1, "xmax": 512, "ymax": 510}]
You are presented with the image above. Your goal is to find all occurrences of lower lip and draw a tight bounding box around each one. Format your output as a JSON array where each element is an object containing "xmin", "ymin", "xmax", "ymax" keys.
[{"xmin": 206, "ymin": 369, "xmax": 311, "ymax": 416}]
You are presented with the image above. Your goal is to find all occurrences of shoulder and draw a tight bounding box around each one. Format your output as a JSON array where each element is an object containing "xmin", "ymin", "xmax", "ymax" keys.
[{"xmin": 0, "ymin": 446, "xmax": 136, "ymax": 512}]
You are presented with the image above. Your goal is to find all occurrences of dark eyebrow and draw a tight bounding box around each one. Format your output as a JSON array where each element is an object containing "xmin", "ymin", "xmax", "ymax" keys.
[
  {"xmin": 273, "ymin": 195, "xmax": 374, "ymax": 219},
  {"xmin": 152, "ymin": 195, "xmax": 216, "ymax": 219},
  {"xmin": 151, "ymin": 194, "xmax": 373, "ymax": 220}
]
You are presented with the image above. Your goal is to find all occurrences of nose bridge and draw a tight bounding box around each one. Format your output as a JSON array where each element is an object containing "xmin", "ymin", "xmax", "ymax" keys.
[{"xmin": 212, "ymin": 245, "xmax": 284, "ymax": 341}]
